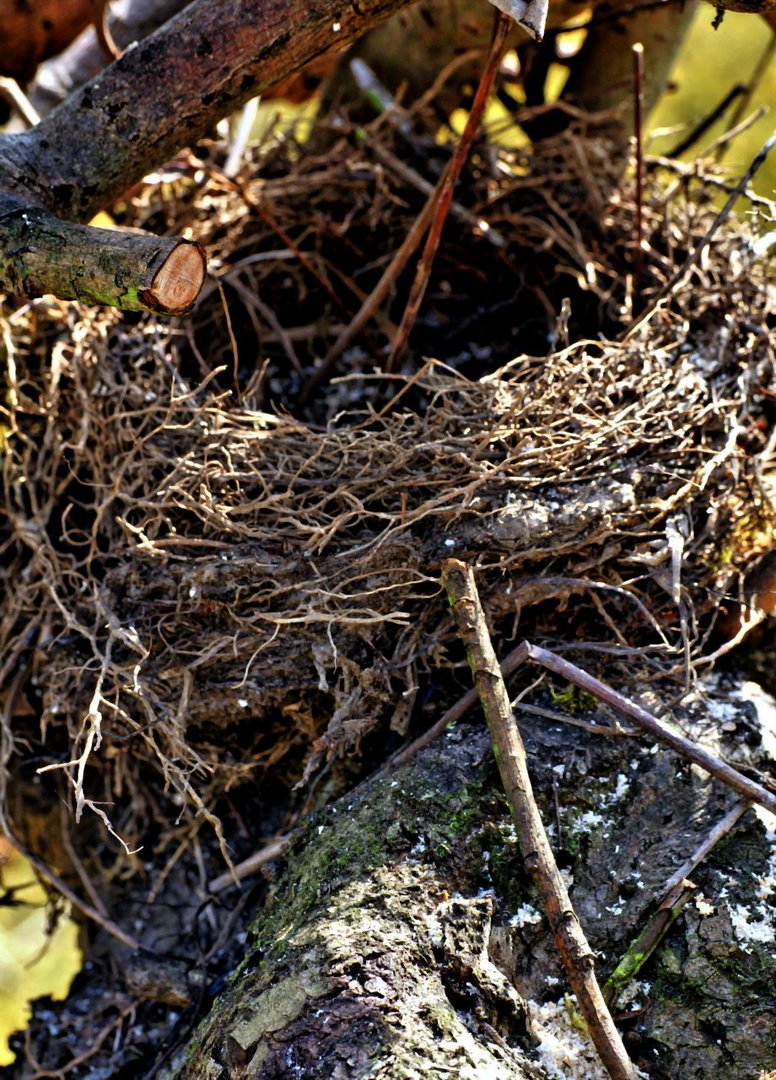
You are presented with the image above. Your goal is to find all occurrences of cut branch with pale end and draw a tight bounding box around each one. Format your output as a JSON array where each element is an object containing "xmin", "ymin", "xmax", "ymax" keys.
[{"xmin": 0, "ymin": 0, "xmax": 424, "ymax": 312}]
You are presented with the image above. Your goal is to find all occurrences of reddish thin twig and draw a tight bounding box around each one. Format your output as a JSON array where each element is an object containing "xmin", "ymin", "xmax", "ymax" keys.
[
  {"xmin": 384, "ymin": 12, "xmax": 511, "ymax": 374},
  {"xmin": 303, "ymin": 175, "xmax": 440, "ymax": 397},
  {"xmin": 632, "ymin": 43, "xmax": 644, "ymax": 308},
  {"xmin": 442, "ymin": 559, "xmax": 638, "ymax": 1080}
]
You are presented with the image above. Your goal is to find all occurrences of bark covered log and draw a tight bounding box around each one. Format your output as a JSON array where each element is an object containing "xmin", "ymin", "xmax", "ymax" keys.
[
  {"xmin": 0, "ymin": 207, "xmax": 205, "ymax": 313},
  {"xmin": 167, "ymin": 690, "xmax": 776, "ymax": 1080}
]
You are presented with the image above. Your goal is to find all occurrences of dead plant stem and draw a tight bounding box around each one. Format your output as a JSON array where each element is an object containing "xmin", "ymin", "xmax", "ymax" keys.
[
  {"xmin": 632, "ymin": 43, "xmax": 644, "ymax": 307},
  {"xmin": 626, "ymin": 131, "xmax": 776, "ymax": 337},
  {"xmin": 441, "ymin": 558, "xmax": 638, "ymax": 1080},
  {"xmin": 384, "ymin": 12, "xmax": 510, "ymax": 373}
]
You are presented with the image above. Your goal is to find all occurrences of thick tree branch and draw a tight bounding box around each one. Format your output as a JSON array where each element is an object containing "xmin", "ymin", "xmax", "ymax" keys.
[
  {"xmin": 0, "ymin": 0, "xmax": 415, "ymax": 225},
  {"xmin": 0, "ymin": 0, "xmax": 416, "ymax": 311}
]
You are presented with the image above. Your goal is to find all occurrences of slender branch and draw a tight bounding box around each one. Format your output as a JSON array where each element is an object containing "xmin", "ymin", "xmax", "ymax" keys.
[
  {"xmin": 632, "ymin": 42, "xmax": 644, "ymax": 307},
  {"xmin": 384, "ymin": 12, "xmax": 510, "ymax": 373},
  {"xmin": 208, "ymin": 835, "xmax": 290, "ymax": 894},
  {"xmin": 0, "ymin": 0, "xmax": 419, "ymax": 310},
  {"xmin": 442, "ymin": 558, "xmax": 638, "ymax": 1080},
  {"xmin": 510, "ymin": 641, "xmax": 776, "ymax": 816},
  {"xmin": 0, "ymin": 77, "xmax": 40, "ymax": 128},
  {"xmin": 656, "ymin": 798, "xmax": 751, "ymax": 905},
  {"xmin": 602, "ymin": 881, "xmax": 695, "ymax": 1009},
  {"xmin": 604, "ymin": 798, "xmax": 751, "ymax": 1008}
]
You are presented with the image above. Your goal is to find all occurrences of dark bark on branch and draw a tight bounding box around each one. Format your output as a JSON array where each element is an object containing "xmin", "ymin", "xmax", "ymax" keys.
[
  {"xmin": 25, "ymin": 0, "xmax": 191, "ymax": 116},
  {"xmin": 0, "ymin": 0, "xmax": 413, "ymax": 225},
  {"xmin": 0, "ymin": 0, "xmax": 415, "ymax": 312}
]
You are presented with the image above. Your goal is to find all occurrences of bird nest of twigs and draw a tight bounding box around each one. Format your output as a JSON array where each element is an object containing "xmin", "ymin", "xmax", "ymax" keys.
[{"xmin": 1, "ymin": 100, "xmax": 774, "ymax": 883}]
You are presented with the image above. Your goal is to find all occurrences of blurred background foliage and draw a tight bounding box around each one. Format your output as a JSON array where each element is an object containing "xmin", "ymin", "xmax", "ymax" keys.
[
  {"xmin": 648, "ymin": 6, "xmax": 775, "ymax": 197},
  {"xmin": 0, "ymin": 844, "xmax": 81, "ymax": 1067}
]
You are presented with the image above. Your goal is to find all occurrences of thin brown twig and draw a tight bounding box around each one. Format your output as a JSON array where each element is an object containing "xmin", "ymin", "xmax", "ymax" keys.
[
  {"xmin": 209, "ymin": 835, "xmax": 290, "ymax": 893},
  {"xmin": 369, "ymin": 141, "xmax": 507, "ymax": 248},
  {"xmin": 384, "ymin": 12, "xmax": 511, "ymax": 374},
  {"xmin": 302, "ymin": 168, "xmax": 441, "ymax": 398},
  {"xmin": 603, "ymin": 798, "xmax": 751, "ymax": 1009},
  {"xmin": 665, "ymin": 84, "xmax": 745, "ymax": 160},
  {"xmin": 602, "ymin": 881, "xmax": 695, "ymax": 1009},
  {"xmin": 632, "ymin": 43, "xmax": 645, "ymax": 308},
  {"xmin": 442, "ymin": 558, "xmax": 638, "ymax": 1080},
  {"xmin": 510, "ymin": 641, "xmax": 776, "ymax": 816},
  {"xmin": 714, "ymin": 33, "xmax": 776, "ymax": 162},
  {"xmin": 656, "ymin": 798, "xmax": 751, "ymax": 905}
]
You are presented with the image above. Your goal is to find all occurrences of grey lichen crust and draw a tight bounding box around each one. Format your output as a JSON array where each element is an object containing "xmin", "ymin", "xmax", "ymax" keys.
[
  {"xmin": 174, "ymin": 729, "xmax": 534, "ymax": 1079},
  {"xmin": 172, "ymin": 679, "xmax": 776, "ymax": 1080}
]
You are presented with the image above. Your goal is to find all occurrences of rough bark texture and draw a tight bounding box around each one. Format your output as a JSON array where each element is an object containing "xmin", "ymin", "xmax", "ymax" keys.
[
  {"xmin": 0, "ymin": 207, "xmax": 205, "ymax": 313},
  {"xmin": 0, "ymin": 0, "xmax": 416, "ymax": 226},
  {"xmin": 25, "ymin": 0, "xmax": 192, "ymax": 115},
  {"xmin": 167, "ymin": 686, "xmax": 776, "ymax": 1080},
  {"xmin": 0, "ymin": 0, "xmax": 416, "ymax": 311}
]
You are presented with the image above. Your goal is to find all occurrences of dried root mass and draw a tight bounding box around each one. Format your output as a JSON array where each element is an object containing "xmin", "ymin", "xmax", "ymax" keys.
[{"xmin": 1, "ymin": 110, "xmax": 774, "ymax": 865}]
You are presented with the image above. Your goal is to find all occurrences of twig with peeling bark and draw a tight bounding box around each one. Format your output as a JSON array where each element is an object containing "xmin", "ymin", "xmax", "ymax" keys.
[{"xmin": 442, "ymin": 557, "xmax": 639, "ymax": 1080}]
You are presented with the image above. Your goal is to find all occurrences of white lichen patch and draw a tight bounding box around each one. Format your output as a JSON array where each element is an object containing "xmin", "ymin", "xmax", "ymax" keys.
[
  {"xmin": 570, "ymin": 810, "xmax": 606, "ymax": 834},
  {"xmin": 508, "ymin": 903, "xmax": 543, "ymax": 928},
  {"xmin": 529, "ymin": 996, "xmax": 648, "ymax": 1080},
  {"xmin": 728, "ymin": 818, "xmax": 776, "ymax": 954},
  {"xmin": 566, "ymin": 771, "xmax": 632, "ymax": 841}
]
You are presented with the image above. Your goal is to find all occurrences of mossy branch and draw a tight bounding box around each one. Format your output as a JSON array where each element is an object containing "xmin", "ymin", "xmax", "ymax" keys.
[{"xmin": 0, "ymin": 205, "xmax": 205, "ymax": 313}]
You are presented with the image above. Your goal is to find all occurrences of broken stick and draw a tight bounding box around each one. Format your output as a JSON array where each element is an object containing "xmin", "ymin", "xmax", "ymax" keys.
[{"xmin": 442, "ymin": 557, "xmax": 638, "ymax": 1080}]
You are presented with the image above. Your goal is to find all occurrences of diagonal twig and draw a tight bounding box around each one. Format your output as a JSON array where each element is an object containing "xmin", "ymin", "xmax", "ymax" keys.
[
  {"xmin": 442, "ymin": 558, "xmax": 639, "ymax": 1080},
  {"xmin": 384, "ymin": 12, "xmax": 511, "ymax": 374},
  {"xmin": 603, "ymin": 798, "xmax": 751, "ymax": 1008},
  {"xmin": 510, "ymin": 641, "xmax": 776, "ymax": 816}
]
